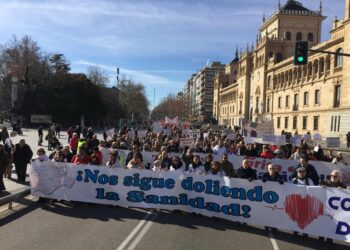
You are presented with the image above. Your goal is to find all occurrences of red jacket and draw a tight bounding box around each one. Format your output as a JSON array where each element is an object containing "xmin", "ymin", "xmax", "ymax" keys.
[
  {"xmin": 71, "ymin": 154, "xmax": 90, "ymax": 165},
  {"xmin": 70, "ymin": 137, "xmax": 78, "ymax": 151},
  {"xmin": 260, "ymin": 151, "xmax": 274, "ymax": 159}
]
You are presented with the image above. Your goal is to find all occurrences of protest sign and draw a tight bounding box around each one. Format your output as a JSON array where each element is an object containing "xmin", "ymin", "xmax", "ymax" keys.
[
  {"xmin": 326, "ymin": 138, "xmax": 340, "ymax": 148},
  {"xmin": 128, "ymin": 130, "xmax": 135, "ymax": 138},
  {"xmin": 30, "ymin": 161, "xmax": 350, "ymax": 242},
  {"xmin": 313, "ymin": 133, "xmax": 322, "ymax": 142},
  {"xmin": 304, "ymin": 134, "xmax": 312, "ymax": 141},
  {"xmin": 163, "ymin": 128, "xmax": 172, "ymax": 136},
  {"xmin": 191, "ymin": 130, "xmax": 201, "ymax": 139},
  {"xmin": 182, "ymin": 129, "xmax": 192, "ymax": 138},
  {"xmin": 256, "ymin": 120, "xmax": 274, "ymax": 137},
  {"xmin": 138, "ymin": 130, "xmax": 147, "ymax": 138},
  {"xmin": 179, "ymin": 138, "xmax": 194, "ymax": 148}
]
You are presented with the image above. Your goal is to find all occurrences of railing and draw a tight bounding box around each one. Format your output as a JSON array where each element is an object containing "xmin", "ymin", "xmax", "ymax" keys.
[{"xmin": 0, "ymin": 188, "xmax": 31, "ymax": 209}]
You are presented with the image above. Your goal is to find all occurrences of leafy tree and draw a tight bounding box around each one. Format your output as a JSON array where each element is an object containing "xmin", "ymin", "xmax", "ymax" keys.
[
  {"xmin": 49, "ymin": 53, "xmax": 70, "ymax": 74},
  {"xmin": 87, "ymin": 65, "xmax": 109, "ymax": 87}
]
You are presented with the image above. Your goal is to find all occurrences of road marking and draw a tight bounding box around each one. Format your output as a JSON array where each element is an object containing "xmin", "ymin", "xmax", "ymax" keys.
[
  {"xmin": 126, "ymin": 213, "xmax": 158, "ymax": 250},
  {"xmin": 116, "ymin": 211, "xmax": 154, "ymax": 250},
  {"xmin": 268, "ymin": 231, "xmax": 280, "ymax": 250}
]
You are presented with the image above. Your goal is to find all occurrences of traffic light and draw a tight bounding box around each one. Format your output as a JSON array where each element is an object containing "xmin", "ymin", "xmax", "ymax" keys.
[{"xmin": 294, "ymin": 41, "xmax": 308, "ymax": 65}]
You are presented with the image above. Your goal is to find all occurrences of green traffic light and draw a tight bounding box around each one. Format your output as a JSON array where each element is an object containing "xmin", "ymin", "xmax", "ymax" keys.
[{"xmin": 298, "ymin": 56, "xmax": 304, "ymax": 62}]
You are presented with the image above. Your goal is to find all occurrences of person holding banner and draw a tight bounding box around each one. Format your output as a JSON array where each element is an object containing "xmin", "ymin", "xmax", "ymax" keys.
[
  {"xmin": 332, "ymin": 152, "xmax": 348, "ymax": 165},
  {"xmin": 182, "ymin": 147, "xmax": 194, "ymax": 169},
  {"xmin": 289, "ymin": 158, "xmax": 319, "ymax": 185},
  {"xmin": 291, "ymin": 167, "xmax": 314, "ymax": 186},
  {"xmin": 321, "ymin": 170, "xmax": 347, "ymax": 189},
  {"xmin": 125, "ymin": 144, "xmax": 143, "ymax": 166},
  {"xmin": 169, "ymin": 156, "xmax": 185, "ymax": 171},
  {"xmin": 208, "ymin": 161, "xmax": 225, "ymax": 176},
  {"xmin": 203, "ymin": 154, "xmax": 213, "ymax": 173},
  {"xmin": 262, "ymin": 164, "xmax": 284, "ymax": 184},
  {"xmin": 157, "ymin": 150, "xmax": 171, "ymax": 170},
  {"xmin": 188, "ymin": 155, "xmax": 205, "ymax": 174},
  {"xmin": 235, "ymin": 159, "xmax": 257, "ymax": 181},
  {"xmin": 219, "ymin": 154, "xmax": 235, "ymax": 177},
  {"xmin": 127, "ymin": 155, "xmax": 144, "ymax": 169},
  {"xmin": 106, "ymin": 150, "xmax": 121, "ymax": 169},
  {"xmin": 71, "ymin": 148, "xmax": 90, "ymax": 165}
]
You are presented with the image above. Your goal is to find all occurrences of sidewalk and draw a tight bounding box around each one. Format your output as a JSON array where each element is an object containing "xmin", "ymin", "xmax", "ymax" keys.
[{"xmin": 0, "ymin": 178, "xmax": 29, "ymax": 199}]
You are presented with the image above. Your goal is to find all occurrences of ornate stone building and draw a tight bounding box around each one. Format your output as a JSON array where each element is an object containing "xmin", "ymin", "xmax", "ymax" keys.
[{"xmin": 214, "ymin": 0, "xmax": 350, "ymax": 143}]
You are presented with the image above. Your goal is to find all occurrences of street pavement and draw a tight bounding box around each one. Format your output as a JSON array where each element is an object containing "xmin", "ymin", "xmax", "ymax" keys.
[{"xmin": 0, "ymin": 127, "xmax": 350, "ymax": 249}]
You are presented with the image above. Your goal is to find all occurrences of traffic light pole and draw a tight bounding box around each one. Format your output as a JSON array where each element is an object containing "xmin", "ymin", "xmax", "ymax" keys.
[{"xmin": 309, "ymin": 49, "xmax": 350, "ymax": 57}]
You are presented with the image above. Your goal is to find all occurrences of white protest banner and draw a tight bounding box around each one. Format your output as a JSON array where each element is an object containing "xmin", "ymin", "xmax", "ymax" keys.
[
  {"xmin": 30, "ymin": 161, "xmax": 350, "ymax": 242},
  {"xmin": 313, "ymin": 133, "xmax": 322, "ymax": 142},
  {"xmin": 326, "ymin": 138, "xmax": 340, "ymax": 148},
  {"xmin": 179, "ymin": 138, "xmax": 194, "ymax": 148},
  {"xmin": 227, "ymin": 133, "xmax": 236, "ymax": 141},
  {"xmin": 138, "ymin": 130, "xmax": 147, "ymax": 138},
  {"xmin": 256, "ymin": 120, "xmax": 274, "ymax": 137},
  {"xmin": 153, "ymin": 127, "xmax": 163, "ymax": 134},
  {"xmin": 191, "ymin": 130, "xmax": 201, "ymax": 139},
  {"xmin": 128, "ymin": 130, "xmax": 135, "ymax": 138},
  {"xmin": 261, "ymin": 135, "xmax": 286, "ymax": 145},
  {"xmin": 292, "ymin": 135, "xmax": 303, "ymax": 146},
  {"xmin": 243, "ymin": 137, "xmax": 263, "ymax": 144},
  {"xmin": 304, "ymin": 134, "xmax": 312, "ymax": 141},
  {"xmin": 163, "ymin": 128, "xmax": 172, "ymax": 136}
]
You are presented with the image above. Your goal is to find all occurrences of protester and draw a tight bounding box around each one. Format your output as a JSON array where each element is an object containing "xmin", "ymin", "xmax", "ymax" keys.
[
  {"xmin": 289, "ymin": 147, "xmax": 305, "ymax": 161},
  {"xmin": 67, "ymin": 126, "xmax": 73, "ymax": 143},
  {"xmin": 212, "ymin": 139, "xmax": 227, "ymax": 155},
  {"xmin": 0, "ymin": 144, "xmax": 10, "ymax": 192},
  {"xmin": 169, "ymin": 156, "xmax": 185, "ymax": 171},
  {"xmin": 1, "ymin": 127, "xmax": 9, "ymax": 144},
  {"xmin": 321, "ymin": 170, "xmax": 347, "ymax": 189},
  {"xmin": 346, "ymin": 131, "xmax": 350, "ymax": 148},
  {"xmin": 33, "ymin": 148, "xmax": 49, "ymax": 162},
  {"xmin": 106, "ymin": 150, "xmax": 121, "ymax": 169},
  {"xmin": 52, "ymin": 149, "xmax": 66, "ymax": 163},
  {"xmin": 289, "ymin": 157, "xmax": 319, "ymax": 185},
  {"xmin": 70, "ymin": 133, "xmax": 79, "ymax": 155},
  {"xmin": 262, "ymin": 164, "xmax": 284, "ymax": 184},
  {"xmin": 203, "ymin": 154, "xmax": 213, "ymax": 173},
  {"xmin": 46, "ymin": 128, "xmax": 54, "ymax": 151},
  {"xmin": 71, "ymin": 148, "xmax": 90, "ymax": 165},
  {"xmin": 188, "ymin": 155, "xmax": 205, "ymax": 174},
  {"xmin": 125, "ymin": 144, "xmax": 143, "ymax": 166},
  {"xmin": 219, "ymin": 153, "xmax": 235, "ymax": 177},
  {"xmin": 260, "ymin": 145, "xmax": 273, "ymax": 159},
  {"xmin": 13, "ymin": 139, "xmax": 33, "ymax": 183},
  {"xmin": 182, "ymin": 147, "xmax": 194, "ymax": 169},
  {"xmin": 38, "ymin": 125, "xmax": 43, "ymax": 146},
  {"xmin": 208, "ymin": 161, "xmax": 225, "ymax": 176},
  {"xmin": 126, "ymin": 155, "xmax": 144, "ymax": 169},
  {"xmin": 235, "ymin": 159, "xmax": 257, "ymax": 181},
  {"xmin": 332, "ymin": 152, "xmax": 347, "ymax": 165},
  {"xmin": 3, "ymin": 138, "xmax": 14, "ymax": 179},
  {"xmin": 89, "ymin": 154, "xmax": 101, "ymax": 165},
  {"xmin": 152, "ymin": 160, "xmax": 162, "ymax": 171},
  {"xmin": 291, "ymin": 167, "xmax": 314, "ymax": 185}
]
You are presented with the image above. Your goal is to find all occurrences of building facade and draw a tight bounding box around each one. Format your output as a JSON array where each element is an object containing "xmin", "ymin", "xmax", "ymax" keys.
[{"xmin": 213, "ymin": 0, "xmax": 350, "ymax": 144}]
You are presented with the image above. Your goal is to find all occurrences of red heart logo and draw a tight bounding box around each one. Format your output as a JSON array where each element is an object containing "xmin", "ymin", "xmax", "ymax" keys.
[{"xmin": 284, "ymin": 194, "xmax": 324, "ymax": 229}]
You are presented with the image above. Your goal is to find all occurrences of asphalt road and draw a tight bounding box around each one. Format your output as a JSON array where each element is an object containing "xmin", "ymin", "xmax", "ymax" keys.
[
  {"xmin": 1, "ymin": 128, "xmax": 350, "ymax": 249},
  {"xmin": 1, "ymin": 198, "xmax": 350, "ymax": 250}
]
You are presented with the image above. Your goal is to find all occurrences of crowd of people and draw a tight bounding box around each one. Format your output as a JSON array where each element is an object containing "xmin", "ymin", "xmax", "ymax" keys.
[{"xmin": 1, "ymin": 124, "xmax": 350, "ymax": 193}]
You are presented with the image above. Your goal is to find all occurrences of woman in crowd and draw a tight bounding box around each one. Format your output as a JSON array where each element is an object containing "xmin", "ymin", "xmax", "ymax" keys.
[
  {"xmin": 157, "ymin": 150, "xmax": 171, "ymax": 170},
  {"xmin": 188, "ymin": 155, "xmax": 205, "ymax": 174},
  {"xmin": 203, "ymin": 154, "xmax": 213, "ymax": 173},
  {"xmin": 33, "ymin": 148, "xmax": 49, "ymax": 162},
  {"xmin": 106, "ymin": 150, "xmax": 121, "ymax": 169},
  {"xmin": 127, "ymin": 155, "xmax": 144, "ymax": 169},
  {"xmin": 71, "ymin": 148, "xmax": 90, "ymax": 165},
  {"xmin": 89, "ymin": 154, "xmax": 101, "ymax": 166},
  {"xmin": 169, "ymin": 156, "xmax": 185, "ymax": 171},
  {"xmin": 207, "ymin": 161, "xmax": 225, "ymax": 176},
  {"xmin": 53, "ymin": 150, "xmax": 66, "ymax": 163}
]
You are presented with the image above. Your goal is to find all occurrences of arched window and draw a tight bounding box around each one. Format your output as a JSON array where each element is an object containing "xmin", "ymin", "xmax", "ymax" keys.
[
  {"xmin": 308, "ymin": 33, "xmax": 314, "ymax": 42},
  {"xmin": 267, "ymin": 75, "xmax": 271, "ymax": 88},
  {"xmin": 296, "ymin": 32, "xmax": 302, "ymax": 41},
  {"xmin": 326, "ymin": 56, "xmax": 331, "ymax": 71},
  {"xmin": 319, "ymin": 58, "xmax": 325, "ymax": 73},
  {"xmin": 313, "ymin": 60, "xmax": 318, "ymax": 74},
  {"xmin": 286, "ymin": 31, "xmax": 291, "ymax": 40},
  {"xmin": 335, "ymin": 48, "xmax": 343, "ymax": 68}
]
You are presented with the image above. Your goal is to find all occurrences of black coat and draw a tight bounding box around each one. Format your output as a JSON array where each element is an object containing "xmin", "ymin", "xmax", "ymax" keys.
[
  {"xmin": 235, "ymin": 167, "xmax": 257, "ymax": 180},
  {"xmin": 13, "ymin": 144, "xmax": 33, "ymax": 165},
  {"xmin": 289, "ymin": 164, "xmax": 320, "ymax": 185},
  {"xmin": 262, "ymin": 172, "xmax": 284, "ymax": 183}
]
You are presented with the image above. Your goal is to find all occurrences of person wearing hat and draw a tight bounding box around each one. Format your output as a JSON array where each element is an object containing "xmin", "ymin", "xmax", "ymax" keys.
[
  {"xmin": 289, "ymin": 157, "xmax": 319, "ymax": 185},
  {"xmin": 291, "ymin": 167, "xmax": 314, "ymax": 186},
  {"xmin": 332, "ymin": 152, "xmax": 347, "ymax": 165}
]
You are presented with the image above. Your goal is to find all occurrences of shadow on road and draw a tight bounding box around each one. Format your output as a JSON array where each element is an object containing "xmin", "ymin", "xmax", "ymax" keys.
[{"xmin": 38, "ymin": 201, "xmax": 349, "ymax": 249}]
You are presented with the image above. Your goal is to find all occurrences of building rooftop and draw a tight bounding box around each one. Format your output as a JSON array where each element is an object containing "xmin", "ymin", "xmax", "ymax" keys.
[{"xmin": 280, "ymin": 0, "xmax": 310, "ymax": 12}]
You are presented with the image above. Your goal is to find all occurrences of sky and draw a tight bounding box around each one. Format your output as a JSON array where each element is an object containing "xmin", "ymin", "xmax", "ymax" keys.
[{"xmin": 0, "ymin": 0, "xmax": 345, "ymax": 109}]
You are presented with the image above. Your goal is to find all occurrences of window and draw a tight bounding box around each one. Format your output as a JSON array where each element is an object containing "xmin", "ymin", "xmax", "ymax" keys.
[
  {"xmin": 285, "ymin": 95, "xmax": 290, "ymax": 108},
  {"xmin": 296, "ymin": 32, "xmax": 302, "ymax": 41},
  {"xmin": 330, "ymin": 116, "xmax": 341, "ymax": 132},
  {"xmin": 277, "ymin": 117, "xmax": 281, "ymax": 129},
  {"xmin": 302, "ymin": 116, "xmax": 308, "ymax": 130},
  {"xmin": 313, "ymin": 116, "xmax": 319, "ymax": 131},
  {"xmin": 293, "ymin": 116, "xmax": 297, "ymax": 130},
  {"xmin": 256, "ymin": 97, "xmax": 260, "ymax": 113},
  {"xmin": 294, "ymin": 94, "xmax": 299, "ymax": 106},
  {"xmin": 285, "ymin": 117, "xmax": 289, "ymax": 129},
  {"xmin": 267, "ymin": 76, "xmax": 271, "ymax": 88},
  {"xmin": 239, "ymin": 101, "xmax": 242, "ymax": 114},
  {"xmin": 320, "ymin": 58, "xmax": 325, "ymax": 73},
  {"xmin": 315, "ymin": 90, "xmax": 320, "ymax": 104},
  {"xmin": 267, "ymin": 97, "xmax": 270, "ymax": 113},
  {"xmin": 334, "ymin": 85, "xmax": 340, "ymax": 107},
  {"xmin": 278, "ymin": 97, "xmax": 282, "ymax": 108},
  {"xmin": 335, "ymin": 48, "xmax": 343, "ymax": 68},
  {"xmin": 308, "ymin": 33, "xmax": 314, "ymax": 42},
  {"xmin": 304, "ymin": 92, "xmax": 309, "ymax": 106},
  {"xmin": 286, "ymin": 31, "xmax": 291, "ymax": 40}
]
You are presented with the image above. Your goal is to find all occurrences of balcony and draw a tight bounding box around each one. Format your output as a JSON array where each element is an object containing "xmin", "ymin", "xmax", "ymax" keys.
[{"xmin": 293, "ymin": 105, "xmax": 299, "ymax": 111}]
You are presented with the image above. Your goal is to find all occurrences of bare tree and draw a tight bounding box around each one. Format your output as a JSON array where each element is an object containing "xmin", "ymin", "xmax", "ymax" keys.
[{"xmin": 87, "ymin": 65, "xmax": 109, "ymax": 87}]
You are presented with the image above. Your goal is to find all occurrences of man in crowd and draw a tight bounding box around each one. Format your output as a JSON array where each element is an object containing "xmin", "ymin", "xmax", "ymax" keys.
[
  {"xmin": 262, "ymin": 164, "xmax": 284, "ymax": 184},
  {"xmin": 235, "ymin": 159, "xmax": 257, "ymax": 181},
  {"xmin": 0, "ymin": 144, "xmax": 10, "ymax": 192},
  {"xmin": 125, "ymin": 144, "xmax": 143, "ymax": 166},
  {"xmin": 13, "ymin": 139, "xmax": 33, "ymax": 184},
  {"xmin": 219, "ymin": 153, "xmax": 235, "ymax": 177},
  {"xmin": 289, "ymin": 157, "xmax": 319, "ymax": 185}
]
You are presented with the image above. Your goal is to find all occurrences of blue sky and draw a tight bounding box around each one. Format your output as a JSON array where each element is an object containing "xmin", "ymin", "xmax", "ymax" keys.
[{"xmin": 0, "ymin": 0, "xmax": 345, "ymax": 108}]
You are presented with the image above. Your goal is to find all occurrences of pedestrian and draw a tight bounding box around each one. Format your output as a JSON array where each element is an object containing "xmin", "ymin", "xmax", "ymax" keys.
[
  {"xmin": 46, "ymin": 128, "xmax": 54, "ymax": 151},
  {"xmin": 3, "ymin": 138, "xmax": 14, "ymax": 179},
  {"xmin": 332, "ymin": 152, "xmax": 347, "ymax": 165},
  {"xmin": 67, "ymin": 127, "xmax": 73, "ymax": 143},
  {"xmin": 0, "ymin": 144, "xmax": 10, "ymax": 192},
  {"xmin": 208, "ymin": 161, "xmax": 225, "ymax": 176},
  {"xmin": 69, "ymin": 133, "xmax": 79, "ymax": 155},
  {"xmin": 125, "ymin": 144, "xmax": 143, "ymax": 166},
  {"xmin": 1, "ymin": 127, "xmax": 9, "ymax": 144},
  {"xmin": 55, "ymin": 123, "xmax": 61, "ymax": 138},
  {"xmin": 71, "ymin": 148, "xmax": 90, "ymax": 165},
  {"xmin": 126, "ymin": 155, "xmax": 144, "ymax": 169},
  {"xmin": 12, "ymin": 139, "xmax": 33, "ymax": 184},
  {"xmin": 38, "ymin": 125, "xmax": 43, "ymax": 146}
]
